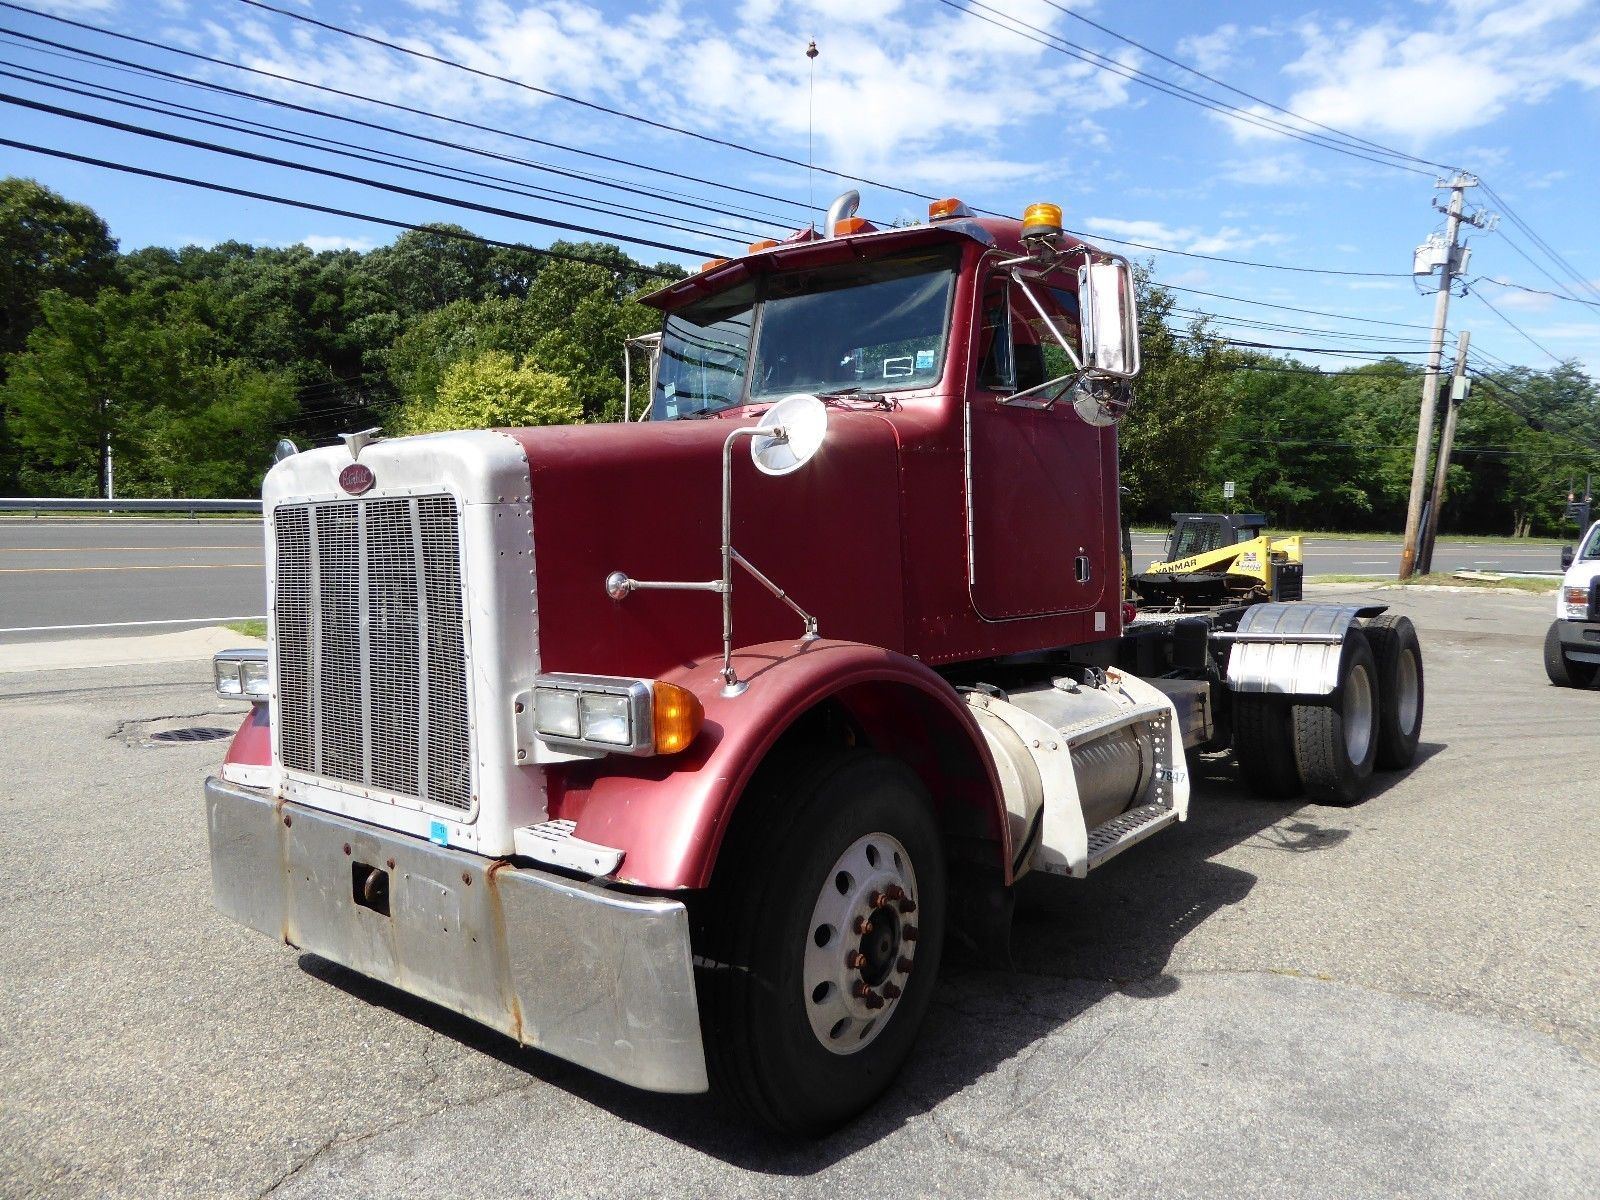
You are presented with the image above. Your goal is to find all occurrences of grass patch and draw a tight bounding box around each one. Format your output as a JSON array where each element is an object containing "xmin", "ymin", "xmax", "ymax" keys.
[
  {"xmin": 225, "ymin": 619, "xmax": 268, "ymax": 639},
  {"xmin": 1311, "ymin": 573, "xmax": 1560, "ymax": 593}
]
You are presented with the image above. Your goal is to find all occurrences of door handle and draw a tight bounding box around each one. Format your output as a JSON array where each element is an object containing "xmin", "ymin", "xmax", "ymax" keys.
[{"xmin": 1075, "ymin": 555, "xmax": 1092, "ymax": 583}]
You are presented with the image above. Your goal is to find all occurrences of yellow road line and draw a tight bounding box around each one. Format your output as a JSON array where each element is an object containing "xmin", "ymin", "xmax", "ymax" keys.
[
  {"xmin": 0, "ymin": 544, "xmax": 258, "ymax": 553},
  {"xmin": 0, "ymin": 563, "xmax": 262, "ymax": 574}
]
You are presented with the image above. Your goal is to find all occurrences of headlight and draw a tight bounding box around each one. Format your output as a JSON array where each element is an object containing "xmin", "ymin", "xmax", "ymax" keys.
[
  {"xmin": 524, "ymin": 674, "xmax": 702, "ymax": 757},
  {"xmin": 214, "ymin": 648, "xmax": 270, "ymax": 701}
]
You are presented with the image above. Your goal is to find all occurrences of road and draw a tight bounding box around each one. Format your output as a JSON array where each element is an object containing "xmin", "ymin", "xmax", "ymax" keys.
[
  {"xmin": 0, "ymin": 519, "xmax": 1567, "ymax": 645},
  {"xmin": 1, "ymin": 584, "xmax": 1596, "ymax": 1199},
  {"xmin": 0, "ymin": 520, "xmax": 265, "ymax": 642}
]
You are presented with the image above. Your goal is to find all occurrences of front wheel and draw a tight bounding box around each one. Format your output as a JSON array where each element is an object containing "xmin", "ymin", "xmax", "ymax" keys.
[
  {"xmin": 694, "ymin": 750, "xmax": 946, "ymax": 1134},
  {"xmin": 1545, "ymin": 621, "xmax": 1599, "ymax": 688}
]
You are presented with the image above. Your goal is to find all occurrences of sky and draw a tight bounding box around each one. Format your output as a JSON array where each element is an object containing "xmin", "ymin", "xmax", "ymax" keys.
[{"xmin": 2, "ymin": 0, "xmax": 1599, "ymax": 378}]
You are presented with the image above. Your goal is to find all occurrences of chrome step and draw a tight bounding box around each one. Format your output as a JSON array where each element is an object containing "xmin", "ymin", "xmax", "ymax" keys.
[
  {"xmin": 512, "ymin": 819, "xmax": 624, "ymax": 877},
  {"xmin": 1086, "ymin": 802, "xmax": 1180, "ymax": 870}
]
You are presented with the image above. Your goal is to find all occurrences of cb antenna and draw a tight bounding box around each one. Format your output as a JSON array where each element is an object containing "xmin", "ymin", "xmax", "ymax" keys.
[{"xmin": 806, "ymin": 38, "xmax": 819, "ymax": 217}]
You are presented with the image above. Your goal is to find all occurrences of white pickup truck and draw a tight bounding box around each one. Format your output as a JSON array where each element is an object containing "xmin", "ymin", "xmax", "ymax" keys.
[{"xmin": 1546, "ymin": 520, "xmax": 1600, "ymax": 688}]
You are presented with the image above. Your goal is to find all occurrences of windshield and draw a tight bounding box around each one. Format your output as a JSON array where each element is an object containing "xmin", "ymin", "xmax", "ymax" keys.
[
  {"xmin": 1583, "ymin": 522, "xmax": 1600, "ymax": 561},
  {"xmin": 652, "ymin": 248, "xmax": 958, "ymax": 419}
]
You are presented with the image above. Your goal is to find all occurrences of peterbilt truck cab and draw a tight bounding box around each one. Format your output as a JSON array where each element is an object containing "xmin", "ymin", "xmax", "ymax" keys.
[
  {"xmin": 207, "ymin": 192, "xmax": 1425, "ymax": 1134},
  {"xmin": 1546, "ymin": 520, "xmax": 1600, "ymax": 687}
]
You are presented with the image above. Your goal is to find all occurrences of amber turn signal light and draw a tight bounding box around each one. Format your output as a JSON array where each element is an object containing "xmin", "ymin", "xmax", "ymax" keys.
[
  {"xmin": 652, "ymin": 681, "xmax": 704, "ymax": 754},
  {"xmin": 748, "ymin": 238, "xmax": 778, "ymax": 253},
  {"xmin": 833, "ymin": 216, "xmax": 870, "ymax": 236},
  {"xmin": 700, "ymin": 257, "xmax": 729, "ymax": 272}
]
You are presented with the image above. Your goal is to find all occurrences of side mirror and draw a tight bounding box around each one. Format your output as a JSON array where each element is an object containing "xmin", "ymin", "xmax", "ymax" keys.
[
  {"xmin": 1562, "ymin": 546, "xmax": 1575, "ymax": 570},
  {"xmin": 273, "ymin": 438, "xmax": 299, "ymax": 463},
  {"xmin": 1077, "ymin": 259, "xmax": 1141, "ymax": 379}
]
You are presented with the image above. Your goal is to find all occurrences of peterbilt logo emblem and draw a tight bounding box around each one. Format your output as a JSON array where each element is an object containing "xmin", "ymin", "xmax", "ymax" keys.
[{"xmin": 339, "ymin": 463, "xmax": 375, "ymax": 495}]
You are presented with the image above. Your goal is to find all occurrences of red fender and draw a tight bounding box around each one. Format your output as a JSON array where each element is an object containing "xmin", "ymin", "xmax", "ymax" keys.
[{"xmin": 546, "ymin": 639, "xmax": 1011, "ymax": 891}]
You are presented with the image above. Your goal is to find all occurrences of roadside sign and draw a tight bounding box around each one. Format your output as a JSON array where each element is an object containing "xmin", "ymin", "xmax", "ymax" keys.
[{"xmin": 1222, "ymin": 481, "xmax": 1236, "ymax": 500}]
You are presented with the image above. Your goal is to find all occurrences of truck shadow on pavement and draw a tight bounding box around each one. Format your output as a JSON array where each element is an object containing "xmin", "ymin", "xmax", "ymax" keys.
[{"xmin": 300, "ymin": 740, "xmax": 1445, "ymax": 1174}]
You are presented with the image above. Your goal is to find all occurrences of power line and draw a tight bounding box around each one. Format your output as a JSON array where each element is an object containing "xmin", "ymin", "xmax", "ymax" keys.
[
  {"xmin": 1160, "ymin": 283, "xmax": 1435, "ymax": 330},
  {"xmin": 0, "ymin": 7, "xmax": 817, "ymax": 223},
  {"xmin": 1475, "ymin": 277, "xmax": 1600, "ymax": 311},
  {"xmin": 1470, "ymin": 289, "xmax": 1567, "ymax": 365},
  {"xmin": 0, "ymin": 3, "xmax": 1416, "ymax": 281},
  {"xmin": 1167, "ymin": 305, "xmax": 1440, "ymax": 345},
  {"xmin": 943, "ymin": 0, "xmax": 1434, "ymax": 176},
  {"xmin": 0, "ymin": 64, "xmax": 760, "ymax": 245},
  {"xmin": 0, "ymin": 135, "xmax": 683, "ymax": 279},
  {"xmin": 1035, "ymin": 0, "xmax": 1457, "ymax": 175},
  {"xmin": 1, "ymin": 92, "xmax": 714, "ymax": 259},
  {"xmin": 232, "ymin": 0, "xmax": 921, "ymax": 208},
  {"xmin": 1479, "ymin": 180, "xmax": 1600, "ymax": 306}
]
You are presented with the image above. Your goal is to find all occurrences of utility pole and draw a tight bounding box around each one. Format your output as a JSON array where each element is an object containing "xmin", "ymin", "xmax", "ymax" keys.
[
  {"xmin": 1418, "ymin": 330, "xmax": 1469, "ymax": 573},
  {"xmin": 1400, "ymin": 174, "xmax": 1491, "ymax": 579}
]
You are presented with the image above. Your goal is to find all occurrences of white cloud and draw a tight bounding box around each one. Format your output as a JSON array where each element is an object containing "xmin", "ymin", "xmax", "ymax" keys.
[
  {"xmin": 1083, "ymin": 216, "xmax": 1288, "ymax": 257},
  {"xmin": 1256, "ymin": 5, "xmax": 1600, "ymax": 145},
  {"xmin": 1528, "ymin": 321, "xmax": 1600, "ymax": 341},
  {"xmin": 1176, "ymin": 24, "xmax": 1240, "ymax": 74},
  {"xmin": 197, "ymin": 0, "xmax": 1139, "ymax": 199},
  {"xmin": 299, "ymin": 234, "xmax": 381, "ymax": 253}
]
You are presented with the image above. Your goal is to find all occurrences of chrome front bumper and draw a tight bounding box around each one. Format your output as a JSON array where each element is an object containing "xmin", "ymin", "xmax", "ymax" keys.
[{"xmin": 205, "ymin": 777, "xmax": 707, "ymax": 1093}]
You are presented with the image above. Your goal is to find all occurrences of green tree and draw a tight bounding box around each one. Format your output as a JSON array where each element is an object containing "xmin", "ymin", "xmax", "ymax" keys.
[
  {"xmin": 1, "ymin": 177, "xmax": 119, "ymax": 359},
  {"xmin": 391, "ymin": 350, "xmax": 580, "ymax": 434},
  {"xmin": 0, "ymin": 287, "xmax": 294, "ymax": 497}
]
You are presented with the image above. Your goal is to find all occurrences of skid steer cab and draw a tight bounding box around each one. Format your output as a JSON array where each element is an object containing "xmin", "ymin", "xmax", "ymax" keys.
[
  {"xmin": 1130, "ymin": 512, "xmax": 1305, "ymax": 609},
  {"xmin": 203, "ymin": 191, "xmax": 1427, "ymax": 1136}
]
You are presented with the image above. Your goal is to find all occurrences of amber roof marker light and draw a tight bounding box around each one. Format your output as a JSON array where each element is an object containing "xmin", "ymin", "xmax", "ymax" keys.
[{"xmin": 927, "ymin": 198, "xmax": 973, "ymax": 221}]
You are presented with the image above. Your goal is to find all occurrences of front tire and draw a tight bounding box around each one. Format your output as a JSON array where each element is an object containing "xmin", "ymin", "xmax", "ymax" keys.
[
  {"xmin": 694, "ymin": 750, "xmax": 946, "ymax": 1134},
  {"xmin": 1293, "ymin": 629, "xmax": 1380, "ymax": 806},
  {"xmin": 1545, "ymin": 621, "xmax": 1598, "ymax": 688}
]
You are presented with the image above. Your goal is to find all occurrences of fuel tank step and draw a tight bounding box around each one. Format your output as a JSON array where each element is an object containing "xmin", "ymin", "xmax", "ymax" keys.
[{"xmin": 1085, "ymin": 801, "xmax": 1180, "ymax": 870}]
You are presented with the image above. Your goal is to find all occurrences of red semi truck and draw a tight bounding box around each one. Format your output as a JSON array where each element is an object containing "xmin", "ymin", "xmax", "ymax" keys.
[{"xmin": 207, "ymin": 192, "xmax": 1425, "ymax": 1133}]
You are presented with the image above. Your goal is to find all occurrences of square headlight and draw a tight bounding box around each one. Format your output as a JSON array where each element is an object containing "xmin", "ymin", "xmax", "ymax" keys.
[
  {"xmin": 239, "ymin": 658, "xmax": 270, "ymax": 699},
  {"xmin": 214, "ymin": 659, "xmax": 243, "ymax": 695},
  {"xmin": 579, "ymin": 692, "xmax": 632, "ymax": 745},
  {"xmin": 534, "ymin": 687, "xmax": 582, "ymax": 739}
]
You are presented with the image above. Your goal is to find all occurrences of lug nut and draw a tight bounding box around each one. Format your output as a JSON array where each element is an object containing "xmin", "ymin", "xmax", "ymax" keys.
[
  {"xmin": 869, "ymin": 890, "xmax": 889, "ymax": 909},
  {"xmin": 854, "ymin": 983, "xmax": 885, "ymax": 1009},
  {"xmin": 882, "ymin": 983, "xmax": 902, "ymax": 1000},
  {"xmin": 853, "ymin": 916, "xmax": 873, "ymax": 935},
  {"xmin": 897, "ymin": 956, "xmax": 914, "ymax": 974},
  {"xmin": 846, "ymin": 951, "xmax": 867, "ymax": 970},
  {"xmin": 898, "ymin": 899, "xmax": 917, "ymax": 915},
  {"xmin": 902, "ymin": 925, "xmax": 919, "ymax": 942},
  {"xmin": 885, "ymin": 885, "xmax": 906, "ymax": 902}
]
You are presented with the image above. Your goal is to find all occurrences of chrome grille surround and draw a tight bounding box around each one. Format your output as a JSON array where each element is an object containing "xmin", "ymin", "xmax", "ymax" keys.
[{"xmin": 272, "ymin": 493, "xmax": 475, "ymax": 814}]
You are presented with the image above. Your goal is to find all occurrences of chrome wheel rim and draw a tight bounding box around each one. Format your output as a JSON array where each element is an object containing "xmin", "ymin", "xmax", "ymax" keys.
[
  {"xmin": 1395, "ymin": 649, "xmax": 1420, "ymax": 735},
  {"xmin": 802, "ymin": 832, "xmax": 918, "ymax": 1055},
  {"xmin": 1344, "ymin": 662, "xmax": 1374, "ymax": 764}
]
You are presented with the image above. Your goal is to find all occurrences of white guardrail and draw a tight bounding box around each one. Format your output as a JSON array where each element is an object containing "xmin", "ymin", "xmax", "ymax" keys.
[{"xmin": 0, "ymin": 498, "xmax": 262, "ymax": 516}]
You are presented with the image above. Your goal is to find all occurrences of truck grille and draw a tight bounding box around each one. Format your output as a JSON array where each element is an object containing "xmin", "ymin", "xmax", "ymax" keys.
[{"xmin": 272, "ymin": 495, "xmax": 473, "ymax": 812}]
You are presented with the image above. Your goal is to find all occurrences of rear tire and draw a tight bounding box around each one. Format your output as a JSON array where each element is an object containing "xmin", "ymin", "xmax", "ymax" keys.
[
  {"xmin": 1293, "ymin": 630, "xmax": 1380, "ymax": 806},
  {"xmin": 1232, "ymin": 694, "xmax": 1302, "ymax": 798},
  {"xmin": 693, "ymin": 749, "xmax": 946, "ymax": 1135},
  {"xmin": 1363, "ymin": 615, "xmax": 1424, "ymax": 769},
  {"xmin": 1544, "ymin": 621, "xmax": 1598, "ymax": 688}
]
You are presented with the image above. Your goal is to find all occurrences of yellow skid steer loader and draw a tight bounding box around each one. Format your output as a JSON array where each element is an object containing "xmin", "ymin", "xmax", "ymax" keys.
[{"xmin": 1131, "ymin": 513, "xmax": 1304, "ymax": 610}]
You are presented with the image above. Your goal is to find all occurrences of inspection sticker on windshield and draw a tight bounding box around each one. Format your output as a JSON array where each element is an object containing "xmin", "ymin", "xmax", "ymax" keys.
[{"xmin": 915, "ymin": 349, "xmax": 935, "ymax": 370}]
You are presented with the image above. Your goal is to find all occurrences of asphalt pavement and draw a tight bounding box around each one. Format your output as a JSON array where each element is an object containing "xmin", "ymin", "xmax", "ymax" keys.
[
  {"xmin": 0, "ymin": 520, "xmax": 265, "ymax": 642},
  {"xmin": 0, "ymin": 518, "xmax": 1569, "ymax": 646},
  {"xmin": 1, "ymin": 584, "xmax": 1596, "ymax": 1199}
]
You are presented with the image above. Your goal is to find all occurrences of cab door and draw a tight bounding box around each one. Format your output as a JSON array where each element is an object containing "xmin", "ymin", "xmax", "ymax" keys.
[{"xmin": 966, "ymin": 269, "xmax": 1108, "ymax": 621}]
